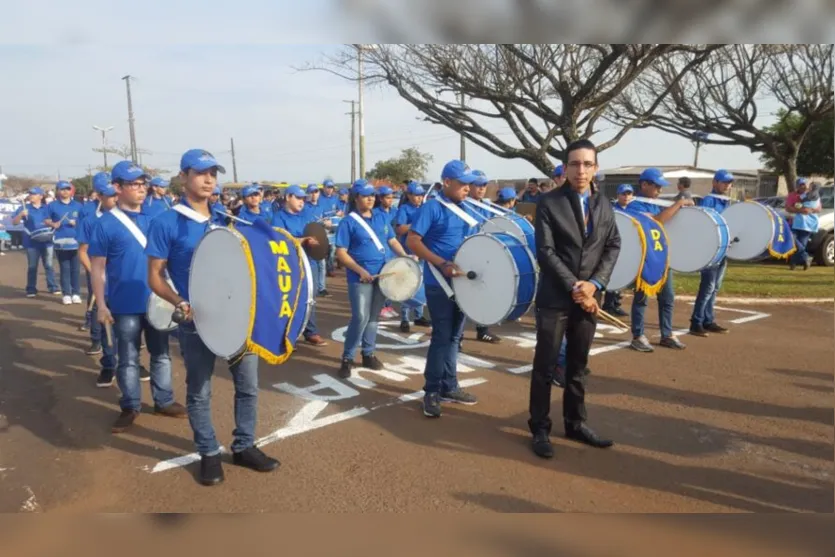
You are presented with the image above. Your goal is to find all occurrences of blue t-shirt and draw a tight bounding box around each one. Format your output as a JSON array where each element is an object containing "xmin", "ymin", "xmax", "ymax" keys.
[
  {"xmin": 395, "ymin": 202, "xmax": 421, "ymax": 252},
  {"xmin": 79, "ymin": 200, "xmax": 99, "ymax": 223},
  {"xmin": 88, "ymin": 209, "xmax": 152, "ymax": 315},
  {"xmin": 699, "ymin": 193, "xmax": 731, "ymax": 215},
  {"xmin": 145, "ymin": 201, "xmax": 213, "ymax": 302},
  {"xmin": 238, "ymin": 205, "xmax": 270, "ymax": 225},
  {"xmin": 77, "ymin": 207, "xmax": 103, "ymax": 245},
  {"xmin": 210, "ymin": 201, "xmax": 227, "ymax": 226},
  {"xmin": 334, "ymin": 211, "xmax": 395, "ymax": 283},
  {"xmin": 259, "ymin": 201, "xmax": 274, "ymax": 221},
  {"xmin": 409, "ymin": 194, "xmax": 480, "ymax": 288},
  {"xmin": 142, "ymin": 195, "xmax": 172, "ymax": 220},
  {"xmin": 318, "ymin": 194, "xmax": 339, "ymax": 215},
  {"xmin": 47, "ymin": 199, "xmax": 83, "ymax": 243},
  {"xmin": 13, "ymin": 203, "xmax": 51, "ymax": 248},
  {"xmin": 374, "ymin": 205, "xmax": 397, "ymax": 224},
  {"xmin": 304, "ymin": 202, "xmax": 325, "ymax": 221},
  {"xmin": 272, "ymin": 207, "xmax": 315, "ymax": 238},
  {"xmin": 625, "ymin": 195, "xmax": 663, "ymax": 217}
]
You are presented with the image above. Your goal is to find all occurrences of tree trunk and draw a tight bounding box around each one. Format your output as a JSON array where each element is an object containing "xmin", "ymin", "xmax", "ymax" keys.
[{"xmin": 781, "ymin": 154, "xmax": 799, "ymax": 194}]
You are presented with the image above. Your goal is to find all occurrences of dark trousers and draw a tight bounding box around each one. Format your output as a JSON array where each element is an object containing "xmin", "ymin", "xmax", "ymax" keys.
[{"xmin": 528, "ymin": 305, "xmax": 596, "ymax": 435}]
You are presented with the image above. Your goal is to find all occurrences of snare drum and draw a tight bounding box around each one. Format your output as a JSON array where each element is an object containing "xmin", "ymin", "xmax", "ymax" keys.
[
  {"xmin": 722, "ymin": 201, "xmax": 774, "ymax": 261},
  {"xmin": 378, "ymin": 256, "xmax": 423, "ymax": 302},
  {"xmin": 480, "ymin": 213, "xmax": 536, "ymax": 252},
  {"xmin": 146, "ymin": 277, "xmax": 178, "ymax": 332},
  {"xmin": 292, "ymin": 248, "xmax": 316, "ymax": 341},
  {"xmin": 608, "ymin": 211, "xmax": 643, "ymax": 290},
  {"xmin": 29, "ymin": 227, "xmax": 54, "ymax": 243},
  {"xmin": 452, "ymin": 232, "xmax": 538, "ymax": 326},
  {"xmin": 664, "ymin": 207, "xmax": 730, "ymax": 273},
  {"xmin": 53, "ymin": 237, "xmax": 79, "ymax": 251}
]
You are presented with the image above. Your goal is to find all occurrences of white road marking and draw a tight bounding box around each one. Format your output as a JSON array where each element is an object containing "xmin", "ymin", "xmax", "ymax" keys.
[{"xmin": 20, "ymin": 486, "xmax": 39, "ymax": 512}]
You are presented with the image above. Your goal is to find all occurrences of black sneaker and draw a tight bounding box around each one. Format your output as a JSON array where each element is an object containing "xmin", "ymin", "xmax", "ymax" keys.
[
  {"xmin": 611, "ymin": 307, "xmax": 628, "ymax": 317},
  {"xmin": 318, "ymin": 289, "xmax": 330, "ymax": 297},
  {"xmin": 689, "ymin": 325, "xmax": 709, "ymax": 337},
  {"xmin": 400, "ymin": 321, "xmax": 411, "ymax": 333},
  {"xmin": 96, "ymin": 368, "xmax": 115, "ymax": 388},
  {"xmin": 232, "ymin": 446, "xmax": 280, "ymax": 472},
  {"xmin": 112, "ymin": 409, "xmax": 139, "ymax": 433},
  {"xmin": 440, "ymin": 389, "xmax": 478, "ymax": 406},
  {"xmin": 85, "ymin": 343, "xmax": 103, "ymax": 355},
  {"xmin": 476, "ymin": 332, "xmax": 502, "ymax": 344},
  {"xmin": 532, "ymin": 431, "xmax": 554, "ymax": 459},
  {"xmin": 139, "ymin": 366, "xmax": 150, "ymax": 382},
  {"xmin": 199, "ymin": 453, "xmax": 224, "ymax": 486},
  {"xmin": 423, "ymin": 392, "xmax": 441, "ymax": 418},
  {"xmin": 362, "ymin": 354, "xmax": 384, "ymax": 370},
  {"xmin": 704, "ymin": 323, "xmax": 729, "ymax": 334},
  {"xmin": 338, "ymin": 358, "xmax": 352, "ymax": 379},
  {"xmin": 413, "ymin": 317, "xmax": 431, "ymax": 327}
]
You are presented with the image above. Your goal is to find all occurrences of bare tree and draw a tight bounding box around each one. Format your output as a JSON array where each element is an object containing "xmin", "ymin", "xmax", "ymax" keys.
[
  {"xmin": 300, "ymin": 44, "xmax": 721, "ymax": 175},
  {"xmin": 614, "ymin": 44, "xmax": 834, "ymax": 189}
]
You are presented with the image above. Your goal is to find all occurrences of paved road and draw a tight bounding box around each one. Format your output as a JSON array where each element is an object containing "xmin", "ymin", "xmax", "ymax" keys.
[{"xmin": 0, "ymin": 250, "xmax": 832, "ymax": 513}]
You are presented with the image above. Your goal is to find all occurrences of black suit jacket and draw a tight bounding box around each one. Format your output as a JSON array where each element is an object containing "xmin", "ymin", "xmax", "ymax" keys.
[{"xmin": 534, "ymin": 183, "xmax": 621, "ymax": 309}]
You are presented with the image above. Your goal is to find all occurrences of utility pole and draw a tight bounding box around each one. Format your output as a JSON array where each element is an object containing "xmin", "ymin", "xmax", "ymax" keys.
[
  {"xmin": 230, "ymin": 137, "xmax": 239, "ymax": 183},
  {"xmin": 459, "ymin": 92, "xmax": 466, "ymax": 162},
  {"xmin": 357, "ymin": 55, "xmax": 365, "ymax": 179},
  {"xmin": 344, "ymin": 100, "xmax": 357, "ymax": 182},
  {"xmin": 122, "ymin": 75, "xmax": 138, "ymax": 163},
  {"xmin": 92, "ymin": 125, "xmax": 114, "ymax": 169}
]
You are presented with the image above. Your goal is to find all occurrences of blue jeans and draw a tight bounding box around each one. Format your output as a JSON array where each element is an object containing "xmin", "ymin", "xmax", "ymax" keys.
[
  {"xmin": 316, "ymin": 257, "xmax": 326, "ymax": 292},
  {"xmin": 113, "ymin": 314, "xmax": 174, "ymax": 412},
  {"xmin": 690, "ymin": 258, "xmax": 727, "ymax": 327},
  {"xmin": 304, "ymin": 259, "xmax": 320, "ymax": 338},
  {"xmin": 422, "ymin": 285, "xmax": 467, "ymax": 394},
  {"xmin": 326, "ymin": 238, "xmax": 336, "ymax": 273},
  {"xmin": 342, "ymin": 281, "xmax": 387, "ymax": 360},
  {"xmin": 631, "ymin": 273, "xmax": 675, "ymax": 339},
  {"xmin": 178, "ymin": 322, "xmax": 259, "ymax": 456},
  {"xmin": 25, "ymin": 245, "xmax": 57, "ymax": 295},
  {"xmin": 98, "ymin": 314, "xmax": 117, "ymax": 371},
  {"xmin": 791, "ymin": 229, "xmax": 813, "ymax": 266},
  {"xmin": 85, "ymin": 271, "xmax": 98, "ymax": 335},
  {"xmin": 56, "ymin": 249, "xmax": 80, "ymax": 296},
  {"xmin": 400, "ymin": 304, "xmax": 424, "ymax": 322}
]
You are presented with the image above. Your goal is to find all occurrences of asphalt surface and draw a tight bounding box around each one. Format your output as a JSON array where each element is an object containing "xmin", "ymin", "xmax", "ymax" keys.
[{"xmin": 0, "ymin": 249, "xmax": 832, "ymax": 513}]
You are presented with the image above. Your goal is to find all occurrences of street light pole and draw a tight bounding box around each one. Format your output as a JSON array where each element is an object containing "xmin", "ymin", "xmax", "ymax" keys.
[
  {"xmin": 122, "ymin": 75, "xmax": 138, "ymax": 163},
  {"xmin": 344, "ymin": 100, "xmax": 357, "ymax": 182},
  {"xmin": 92, "ymin": 125, "xmax": 114, "ymax": 169},
  {"xmin": 357, "ymin": 52, "xmax": 365, "ymax": 179}
]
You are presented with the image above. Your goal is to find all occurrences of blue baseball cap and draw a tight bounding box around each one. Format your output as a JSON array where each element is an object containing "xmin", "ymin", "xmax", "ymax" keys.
[
  {"xmin": 471, "ymin": 169, "xmax": 489, "ymax": 186},
  {"xmin": 378, "ymin": 186, "xmax": 394, "ymax": 195},
  {"xmin": 617, "ymin": 184, "xmax": 634, "ymax": 195},
  {"xmin": 212, "ymin": 185, "xmax": 222, "ymax": 195},
  {"xmin": 497, "ymin": 187, "xmax": 517, "ymax": 200},
  {"xmin": 56, "ymin": 180, "xmax": 72, "ymax": 190},
  {"xmin": 355, "ymin": 184, "xmax": 376, "ymax": 197},
  {"xmin": 337, "ymin": 187, "xmax": 349, "ymax": 195},
  {"xmin": 306, "ymin": 184, "xmax": 320, "ymax": 193},
  {"xmin": 638, "ymin": 167, "xmax": 669, "ymax": 187},
  {"xmin": 241, "ymin": 185, "xmax": 261, "ymax": 197},
  {"xmin": 29, "ymin": 187, "xmax": 44, "ymax": 195},
  {"xmin": 352, "ymin": 178, "xmax": 369, "ymax": 191},
  {"xmin": 285, "ymin": 185, "xmax": 306, "ymax": 198},
  {"xmin": 111, "ymin": 161, "xmax": 149, "ymax": 183},
  {"xmin": 552, "ymin": 164, "xmax": 564, "ymax": 178},
  {"xmin": 796, "ymin": 177, "xmax": 807, "ymax": 186},
  {"xmin": 714, "ymin": 169, "xmax": 734, "ymax": 183},
  {"xmin": 407, "ymin": 182, "xmax": 425, "ymax": 195},
  {"xmin": 441, "ymin": 160, "xmax": 478, "ymax": 184},
  {"xmin": 149, "ymin": 177, "xmax": 169, "ymax": 188},
  {"xmin": 323, "ymin": 179, "xmax": 335, "ymax": 188},
  {"xmin": 180, "ymin": 149, "xmax": 226, "ymax": 174}
]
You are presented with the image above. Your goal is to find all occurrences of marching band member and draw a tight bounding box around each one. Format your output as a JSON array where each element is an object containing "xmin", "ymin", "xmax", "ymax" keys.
[
  {"xmin": 142, "ymin": 177, "xmax": 172, "ymax": 220},
  {"xmin": 465, "ymin": 170, "xmax": 501, "ymax": 344},
  {"xmin": 602, "ymin": 184, "xmax": 634, "ymax": 317},
  {"xmin": 374, "ymin": 185, "xmax": 399, "ymax": 319},
  {"xmin": 46, "ymin": 180, "xmax": 83, "ymax": 305},
  {"xmin": 238, "ymin": 184, "xmax": 270, "ymax": 223},
  {"xmin": 319, "ymin": 179, "xmax": 339, "ymax": 214},
  {"xmin": 271, "ymin": 184, "xmax": 328, "ymax": 347},
  {"xmin": 146, "ymin": 149, "xmax": 280, "ymax": 486},
  {"xmin": 336, "ymin": 187, "xmax": 350, "ymax": 215},
  {"xmin": 626, "ymin": 168, "xmax": 693, "ymax": 352},
  {"xmin": 89, "ymin": 161, "xmax": 186, "ymax": 433},
  {"xmin": 395, "ymin": 181, "xmax": 429, "ymax": 333},
  {"xmin": 689, "ymin": 170, "xmax": 734, "ymax": 336},
  {"xmin": 209, "ymin": 185, "xmax": 227, "ymax": 226},
  {"xmin": 495, "ymin": 187, "xmax": 518, "ymax": 210},
  {"xmin": 12, "ymin": 187, "xmax": 60, "ymax": 297},
  {"xmin": 78, "ymin": 189, "xmax": 101, "ymax": 331},
  {"xmin": 304, "ymin": 183, "xmax": 330, "ymax": 297},
  {"xmin": 77, "ymin": 173, "xmax": 119, "ymax": 385},
  {"xmin": 406, "ymin": 160, "xmax": 482, "ymax": 418},
  {"xmin": 528, "ymin": 139, "xmax": 621, "ymax": 458},
  {"xmin": 334, "ymin": 182, "xmax": 410, "ymax": 378},
  {"xmin": 258, "ymin": 185, "xmax": 274, "ymax": 221}
]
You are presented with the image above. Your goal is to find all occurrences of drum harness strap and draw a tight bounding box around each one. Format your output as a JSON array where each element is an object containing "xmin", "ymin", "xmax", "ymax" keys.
[
  {"xmin": 464, "ymin": 197, "xmax": 505, "ymax": 216},
  {"xmin": 348, "ymin": 212, "xmax": 385, "ymax": 254},
  {"xmin": 110, "ymin": 207, "xmax": 147, "ymax": 248},
  {"xmin": 428, "ymin": 197, "xmax": 481, "ymax": 299}
]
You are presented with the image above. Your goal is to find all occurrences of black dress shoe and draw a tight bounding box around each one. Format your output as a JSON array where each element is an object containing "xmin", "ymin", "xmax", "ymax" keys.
[
  {"xmin": 232, "ymin": 446, "xmax": 280, "ymax": 472},
  {"xmin": 565, "ymin": 423, "xmax": 614, "ymax": 449},
  {"xmin": 531, "ymin": 431, "xmax": 554, "ymax": 459},
  {"xmin": 200, "ymin": 453, "xmax": 224, "ymax": 486}
]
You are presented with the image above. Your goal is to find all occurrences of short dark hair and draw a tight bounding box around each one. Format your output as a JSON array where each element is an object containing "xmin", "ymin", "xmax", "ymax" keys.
[
  {"xmin": 564, "ymin": 139, "xmax": 598, "ymax": 164},
  {"xmin": 678, "ymin": 177, "xmax": 691, "ymax": 188},
  {"xmin": 528, "ymin": 177, "xmax": 539, "ymax": 184}
]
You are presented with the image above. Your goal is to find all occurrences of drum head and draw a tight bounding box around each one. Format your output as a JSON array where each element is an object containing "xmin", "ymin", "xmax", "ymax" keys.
[
  {"xmin": 379, "ymin": 257, "xmax": 422, "ymax": 302},
  {"xmin": 189, "ymin": 228, "xmax": 252, "ymax": 358},
  {"xmin": 147, "ymin": 278, "xmax": 178, "ymax": 332},
  {"xmin": 723, "ymin": 201, "xmax": 774, "ymax": 261},
  {"xmin": 303, "ymin": 222, "xmax": 330, "ymax": 260},
  {"xmin": 452, "ymin": 233, "xmax": 521, "ymax": 326},
  {"xmin": 609, "ymin": 212, "xmax": 643, "ymax": 290},
  {"xmin": 289, "ymin": 248, "xmax": 315, "ymax": 341},
  {"xmin": 665, "ymin": 207, "xmax": 724, "ymax": 273},
  {"xmin": 480, "ymin": 216, "xmax": 524, "ymax": 243}
]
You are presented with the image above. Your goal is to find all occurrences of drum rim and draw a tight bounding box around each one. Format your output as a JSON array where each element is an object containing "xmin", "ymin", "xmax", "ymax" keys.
[
  {"xmin": 146, "ymin": 277, "xmax": 178, "ymax": 332},
  {"xmin": 609, "ymin": 211, "xmax": 645, "ymax": 290},
  {"xmin": 379, "ymin": 256, "xmax": 422, "ymax": 302},
  {"xmin": 666, "ymin": 206, "xmax": 729, "ymax": 273},
  {"xmin": 723, "ymin": 200, "xmax": 775, "ymax": 261},
  {"xmin": 297, "ymin": 246, "xmax": 315, "ymax": 340},
  {"xmin": 188, "ymin": 226, "xmax": 251, "ymax": 358}
]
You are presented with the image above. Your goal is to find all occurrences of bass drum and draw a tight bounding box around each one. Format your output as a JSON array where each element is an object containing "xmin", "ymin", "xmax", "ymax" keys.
[{"xmin": 608, "ymin": 211, "xmax": 643, "ymax": 290}]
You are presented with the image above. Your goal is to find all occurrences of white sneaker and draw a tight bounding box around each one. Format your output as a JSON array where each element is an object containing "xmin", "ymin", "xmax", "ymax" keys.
[
  {"xmin": 62, "ymin": 295, "xmax": 72, "ymax": 305},
  {"xmin": 71, "ymin": 295, "xmax": 82, "ymax": 304}
]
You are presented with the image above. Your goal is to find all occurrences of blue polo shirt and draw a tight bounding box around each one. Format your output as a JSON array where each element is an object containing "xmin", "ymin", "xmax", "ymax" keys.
[
  {"xmin": 238, "ymin": 205, "xmax": 270, "ymax": 225},
  {"xmin": 259, "ymin": 201, "xmax": 274, "ymax": 221},
  {"xmin": 335, "ymin": 211, "xmax": 395, "ymax": 284},
  {"xmin": 699, "ymin": 193, "xmax": 731, "ymax": 214},
  {"xmin": 374, "ymin": 205, "xmax": 396, "ymax": 223},
  {"xmin": 625, "ymin": 195, "xmax": 663, "ymax": 217},
  {"xmin": 409, "ymin": 194, "xmax": 480, "ymax": 288},
  {"xmin": 395, "ymin": 202, "xmax": 421, "ymax": 252},
  {"xmin": 145, "ymin": 201, "xmax": 212, "ymax": 302},
  {"xmin": 319, "ymin": 194, "xmax": 339, "ymax": 215},
  {"xmin": 13, "ymin": 203, "xmax": 51, "ymax": 248},
  {"xmin": 304, "ymin": 201, "xmax": 325, "ymax": 221},
  {"xmin": 47, "ymin": 199, "xmax": 83, "ymax": 243},
  {"xmin": 77, "ymin": 207, "xmax": 103, "ymax": 245},
  {"xmin": 88, "ymin": 209, "xmax": 152, "ymax": 315},
  {"xmin": 142, "ymin": 195, "xmax": 172, "ymax": 220},
  {"xmin": 210, "ymin": 201, "xmax": 227, "ymax": 226},
  {"xmin": 272, "ymin": 207, "xmax": 315, "ymax": 238}
]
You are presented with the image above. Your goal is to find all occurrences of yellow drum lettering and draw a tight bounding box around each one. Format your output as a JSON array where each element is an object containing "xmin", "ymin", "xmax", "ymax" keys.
[
  {"xmin": 651, "ymin": 228, "xmax": 663, "ymax": 251},
  {"xmin": 278, "ymin": 275, "xmax": 292, "ymax": 292}
]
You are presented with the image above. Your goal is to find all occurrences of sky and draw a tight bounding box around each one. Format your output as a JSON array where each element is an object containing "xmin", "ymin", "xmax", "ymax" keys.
[{"xmin": 1, "ymin": 9, "xmax": 783, "ymax": 185}]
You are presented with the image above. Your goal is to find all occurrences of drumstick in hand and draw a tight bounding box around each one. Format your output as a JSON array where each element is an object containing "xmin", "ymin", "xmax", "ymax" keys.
[{"xmin": 598, "ymin": 309, "xmax": 629, "ymax": 330}]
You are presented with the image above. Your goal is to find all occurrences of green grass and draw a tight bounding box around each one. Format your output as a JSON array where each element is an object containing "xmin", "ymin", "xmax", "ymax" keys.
[{"xmin": 672, "ymin": 261, "xmax": 835, "ymax": 298}]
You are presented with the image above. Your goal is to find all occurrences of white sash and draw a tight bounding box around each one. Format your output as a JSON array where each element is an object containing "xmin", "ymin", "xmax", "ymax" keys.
[
  {"xmin": 173, "ymin": 204, "xmax": 209, "ymax": 224},
  {"xmin": 464, "ymin": 197, "xmax": 504, "ymax": 217},
  {"xmin": 427, "ymin": 263, "xmax": 454, "ymax": 298},
  {"xmin": 704, "ymin": 193, "xmax": 733, "ymax": 202},
  {"xmin": 110, "ymin": 207, "xmax": 147, "ymax": 248},
  {"xmin": 638, "ymin": 197, "xmax": 674, "ymax": 207},
  {"xmin": 349, "ymin": 212, "xmax": 385, "ymax": 253},
  {"xmin": 435, "ymin": 197, "xmax": 480, "ymax": 228}
]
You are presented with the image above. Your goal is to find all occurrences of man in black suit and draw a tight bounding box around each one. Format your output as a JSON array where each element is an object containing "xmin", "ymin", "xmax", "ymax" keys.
[{"xmin": 528, "ymin": 139, "xmax": 621, "ymax": 459}]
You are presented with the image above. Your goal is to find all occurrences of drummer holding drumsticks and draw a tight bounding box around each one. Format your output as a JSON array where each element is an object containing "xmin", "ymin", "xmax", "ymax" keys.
[
  {"xmin": 334, "ymin": 182, "xmax": 411, "ymax": 378},
  {"xmin": 12, "ymin": 187, "xmax": 60, "ymax": 297},
  {"xmin": 395, "ymin": 181, "xmax": 430, "ymax": 332}
]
